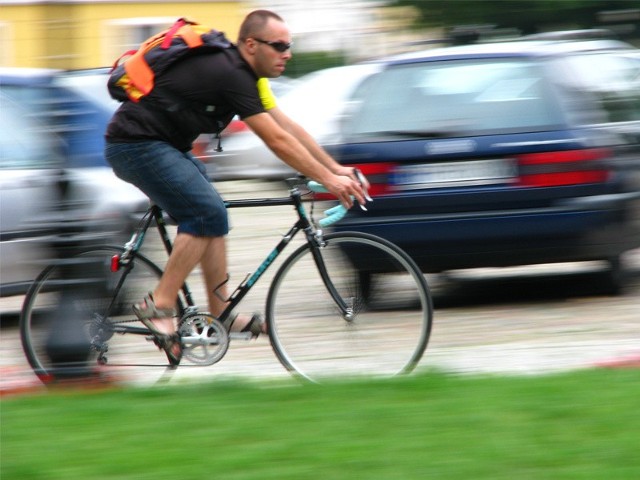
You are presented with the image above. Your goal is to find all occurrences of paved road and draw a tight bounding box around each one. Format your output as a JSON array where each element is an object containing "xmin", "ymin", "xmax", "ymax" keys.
[{"xmin": 1, "ymin": 180, "xmax": 639, "ymax": 391}]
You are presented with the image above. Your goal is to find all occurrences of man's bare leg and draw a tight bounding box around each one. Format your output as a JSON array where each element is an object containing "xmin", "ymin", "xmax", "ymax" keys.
[
  {"xmin": 147, "ymin": 232, "xmax": 212, "ymax": 335},
  {"xmin": 200, "ymin": 236, "xmax": 230, "ymax": 317},
  {"xmin": 200, "ymin": 236, "xmax": 265, "ymax": 333},
  {"xmin": 146, "ymin": 233, "xmax": 262, "ymax": 334}
]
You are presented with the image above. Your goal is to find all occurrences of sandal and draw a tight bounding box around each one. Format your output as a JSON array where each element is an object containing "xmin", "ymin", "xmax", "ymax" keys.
[
  {"xmin": 150, "ymin": 333, "xmax": 182, "ymax": 366},
  {"xmin": 225, "ymin": 312, "xmax": 264, "ymax": 339},
  {"xmin": 133, "ymin": 293, "xmax": 181, "ymax": 365},
  {"xmin": 132, "ymin": 293, "xmax": 176, "ymax": 322}
]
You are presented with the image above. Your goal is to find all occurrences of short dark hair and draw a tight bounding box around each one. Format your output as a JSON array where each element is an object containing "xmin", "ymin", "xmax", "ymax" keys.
[{"xmin": 238, "ymin": 10, "xmax": 284, "ymax": 42}]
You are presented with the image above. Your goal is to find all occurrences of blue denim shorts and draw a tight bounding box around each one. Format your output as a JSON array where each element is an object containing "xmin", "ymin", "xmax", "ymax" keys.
[{"xmin": 105, "ymin": 141, "xmax": 228, "ymax": 237}]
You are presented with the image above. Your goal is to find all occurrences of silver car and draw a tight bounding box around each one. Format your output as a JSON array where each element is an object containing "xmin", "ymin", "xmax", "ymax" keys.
[
  {"xmin": 0, "ymin": 68, "xmax": 148, "ymax": 298},
  {"xmin": 0, "ymin": 93, "xmax": 62, "ymax": 297}
]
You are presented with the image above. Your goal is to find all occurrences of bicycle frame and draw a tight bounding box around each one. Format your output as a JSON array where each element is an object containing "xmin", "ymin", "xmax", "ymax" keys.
[
  {"xmin": 222, "ymin": 187, "xmax": 352, "ymax": 321},
  {"xmin": 21, "ymin": 178, "xmax": 432, "ymax": 381},
  {"xmin": 109, "ymin": 184, "xmax": 351, "ymax": 338}
]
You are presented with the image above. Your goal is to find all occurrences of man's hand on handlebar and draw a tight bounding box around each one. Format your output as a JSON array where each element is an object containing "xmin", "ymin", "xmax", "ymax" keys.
[
  {"xmin": 324, "ymin": 167, "xmax": 371, "ymax": 210},
  {"xmin": 351, "ymin": 168, "xmax": 372, "ymax": 203}
]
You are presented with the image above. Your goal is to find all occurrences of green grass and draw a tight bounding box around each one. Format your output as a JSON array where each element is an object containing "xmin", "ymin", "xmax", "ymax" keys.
[{"xmin": 2, "ymin": 369, "xmax": 639, "ymax": 479}]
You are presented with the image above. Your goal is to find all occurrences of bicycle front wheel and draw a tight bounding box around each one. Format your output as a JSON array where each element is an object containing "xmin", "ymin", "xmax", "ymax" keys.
[
  {"xmin": 20, "ymin": 246, "xmax": 165, "ymax": 384},
  {"xmin": 267, "ymin": 232, "xmax": 433, "ymax": 382}
]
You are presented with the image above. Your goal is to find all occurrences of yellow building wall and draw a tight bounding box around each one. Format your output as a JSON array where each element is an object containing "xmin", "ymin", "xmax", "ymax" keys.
[
  {"xmin": 1, "ymin": 3, "xmax": 50, "ymax": 67},
  {"xmin": 1, "ymin": 1, "xmax": 248, "ymax": 69}
]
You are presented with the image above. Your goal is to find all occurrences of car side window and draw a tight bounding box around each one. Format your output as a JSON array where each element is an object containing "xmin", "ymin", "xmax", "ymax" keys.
[{"xmin": 553, "ymin": 52, "xmax": 640, "ymax": 124}]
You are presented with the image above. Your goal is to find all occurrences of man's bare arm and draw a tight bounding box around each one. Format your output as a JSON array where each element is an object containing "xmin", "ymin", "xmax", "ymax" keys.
[
  {"xmin": 243, "ymin": 112, "xmax": 366, "ymax": 208},
  {"xmin": 267, "ymin": 106, "xmax": 370, "ymax": 190}
]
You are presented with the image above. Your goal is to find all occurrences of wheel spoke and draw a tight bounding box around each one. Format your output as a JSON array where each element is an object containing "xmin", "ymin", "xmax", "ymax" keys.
[
  {"xmin": 267, "ymin": 232, "xmax": 432, "ymax": 382},
  {"xmin": 20, "ymin": 246, "xmax": 170, "ymax": 385}
]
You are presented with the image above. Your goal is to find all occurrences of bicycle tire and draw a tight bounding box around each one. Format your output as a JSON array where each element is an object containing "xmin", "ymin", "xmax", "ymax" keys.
[
  {"xmin": 20, "ymin": 245, "xmax": 168, "ymax": 384},
  {"xmin": 266, "ymin": 232, "xmax": 433, "ymax": 382}
]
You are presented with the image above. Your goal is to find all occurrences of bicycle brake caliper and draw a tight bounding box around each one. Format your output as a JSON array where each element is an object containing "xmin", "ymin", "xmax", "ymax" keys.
[{"xmin": 313, "ymin": 229, "xmax": 327, "ymax": 248}]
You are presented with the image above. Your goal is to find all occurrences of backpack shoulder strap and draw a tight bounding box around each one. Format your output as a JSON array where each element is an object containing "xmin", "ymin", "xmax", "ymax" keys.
[{"xmin": 161, "ymin": 18, "xmax": 203, "ymax": 49}]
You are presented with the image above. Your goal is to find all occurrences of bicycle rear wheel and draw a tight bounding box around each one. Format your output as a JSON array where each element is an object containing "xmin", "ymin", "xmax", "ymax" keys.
[
  {"xmin": 20, "ymin": 246, "xmax": 169, "ymax": 384},
  {"xmin": 267, "ymin": 232, "xmax": 432, "ymax": 382}
]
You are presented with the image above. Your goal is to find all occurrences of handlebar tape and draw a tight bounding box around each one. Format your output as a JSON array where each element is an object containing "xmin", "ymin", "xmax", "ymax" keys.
[{"xmin": 307, "ymin": 181, "xmax": 348, "ymax": 227}]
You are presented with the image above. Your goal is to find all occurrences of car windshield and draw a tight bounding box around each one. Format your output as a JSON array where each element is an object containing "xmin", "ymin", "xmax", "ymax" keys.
[{"xmin": 344, "ymin": 58, "xmax": 563, "ymax": 140}]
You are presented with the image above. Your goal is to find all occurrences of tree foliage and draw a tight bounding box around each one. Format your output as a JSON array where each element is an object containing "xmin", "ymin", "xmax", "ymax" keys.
[{"xmin": 389, "ymin": 0, "xmax": 638, "ymax": 35}]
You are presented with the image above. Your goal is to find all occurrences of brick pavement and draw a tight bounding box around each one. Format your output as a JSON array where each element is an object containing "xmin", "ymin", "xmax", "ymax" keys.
[{"xmin": 2, "ymin": 181, "xmax": 639, "ymax": 396}]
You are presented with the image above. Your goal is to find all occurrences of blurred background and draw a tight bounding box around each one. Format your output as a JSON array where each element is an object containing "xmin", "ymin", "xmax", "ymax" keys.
[
  {"xmin": 1, "ymin": 1, "xmax": 639, "ymax": 384},
  {"xmin": 2, "ymin": 1, "xmax": 639, "ymax": 70}
]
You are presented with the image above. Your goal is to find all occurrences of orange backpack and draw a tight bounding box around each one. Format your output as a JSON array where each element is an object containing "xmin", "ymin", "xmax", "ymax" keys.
[{"xmin": 108, "ymin": 18, "xmax": 232, "ymax": 104}]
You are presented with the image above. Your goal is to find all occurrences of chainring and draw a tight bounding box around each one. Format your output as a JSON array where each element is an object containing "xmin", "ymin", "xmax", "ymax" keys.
[{"xmin": 178, "ymin": 312, "xmax": 229, "ymax": 366}]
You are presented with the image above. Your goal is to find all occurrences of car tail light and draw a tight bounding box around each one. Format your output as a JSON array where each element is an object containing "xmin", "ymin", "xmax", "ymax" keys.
[
  {"xmin": 191, "ymin": 135, "xmax": 212, "ymax": 158},
  {"xmin": 312, "ymin": 163, "xmax": 397, "ymax": 200},
  {"xmin": 223, "ymin": 119, "xmax": 249, "ymax": 135},
  {"xmin": 516, "ymin": 148, "xmax": 611, "ymax": 187},
  {"xmin": 345, "ymin": 162, "xmax": 398, "ymax": 197},
  {"xmin": 192, "ymin": 120, "xmax": 250, "ymax": 158}
]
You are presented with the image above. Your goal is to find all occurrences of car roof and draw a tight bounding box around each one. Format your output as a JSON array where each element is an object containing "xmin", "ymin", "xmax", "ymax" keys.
[
  {"xmin": 384, "ymin": 38, "xmax": 638, "ymax": 65},
  {"xmin": 0, "ymin": 67, "xmax": 113, "ymax": 86},
  {"xmin": 0, "ymin": 67, "xmax": 59, "ymax": 86}
]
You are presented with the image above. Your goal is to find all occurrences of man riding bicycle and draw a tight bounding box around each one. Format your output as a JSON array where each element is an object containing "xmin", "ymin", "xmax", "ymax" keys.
[{"xmin": 105, "ymin": 9, "xmax": 368, "ymax": 364}]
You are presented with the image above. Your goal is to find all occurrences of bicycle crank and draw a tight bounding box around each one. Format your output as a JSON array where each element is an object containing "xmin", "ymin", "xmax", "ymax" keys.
[{"xmin": 178, "ymin": 312, "xmax": 229, "ymax": 366}]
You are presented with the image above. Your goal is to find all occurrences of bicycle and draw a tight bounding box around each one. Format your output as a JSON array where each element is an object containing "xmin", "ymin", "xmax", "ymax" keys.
[{"xmin": 20, "ymin": 178, "xmax": 433, "ymax": 384}]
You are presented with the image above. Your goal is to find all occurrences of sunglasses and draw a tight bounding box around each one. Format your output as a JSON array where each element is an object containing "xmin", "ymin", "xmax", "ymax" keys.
[{"xmin": 253, "ymin": 38, "xmax": 292, "ymax": 53}]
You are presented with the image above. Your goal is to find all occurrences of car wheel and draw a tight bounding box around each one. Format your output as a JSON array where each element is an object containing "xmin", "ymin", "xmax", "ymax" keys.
[{"xmin": 601, "ymin": 255, "xmax": 626, "ymax": 296}]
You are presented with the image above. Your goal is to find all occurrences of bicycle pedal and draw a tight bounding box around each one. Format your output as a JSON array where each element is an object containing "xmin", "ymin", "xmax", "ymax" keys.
[
  {"xmin": 228, "ymin": 332, "xmax": 253, "ymax": 341},
  {"xmin": 145, "ymin": 335, "xmax": 164, "ymax": 348}
]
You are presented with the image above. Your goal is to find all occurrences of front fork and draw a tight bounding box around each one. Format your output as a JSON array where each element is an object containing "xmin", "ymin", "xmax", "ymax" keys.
[{"xmin": 306, "ymin": 227, "xmax": 354, "ymax": 321}]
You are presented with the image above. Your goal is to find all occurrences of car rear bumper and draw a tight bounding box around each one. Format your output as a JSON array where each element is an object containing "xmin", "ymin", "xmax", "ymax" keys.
[{"xmin": 335, "ymin": 191, "xmax": 640, "ymax": 272}]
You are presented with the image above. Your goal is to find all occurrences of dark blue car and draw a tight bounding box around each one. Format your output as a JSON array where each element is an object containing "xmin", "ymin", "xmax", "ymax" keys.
[{"xmin": 330, "ymin": 36, "xmax": 640, "ymax": 293}]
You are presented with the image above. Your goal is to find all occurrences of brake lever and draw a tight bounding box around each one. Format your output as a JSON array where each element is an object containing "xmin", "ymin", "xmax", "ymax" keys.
[{"xmin": 353, "ymin": 168, "xmax": 372, "ymax": 210}]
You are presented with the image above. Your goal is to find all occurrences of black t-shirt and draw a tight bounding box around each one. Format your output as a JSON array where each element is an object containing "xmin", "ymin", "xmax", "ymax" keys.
[{"xmin": 105, "ymin": 46, "xmax": 265, "ymax": 152}]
